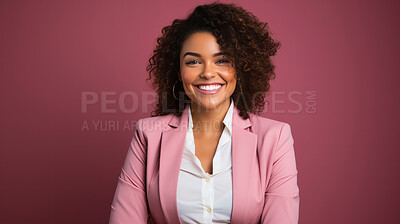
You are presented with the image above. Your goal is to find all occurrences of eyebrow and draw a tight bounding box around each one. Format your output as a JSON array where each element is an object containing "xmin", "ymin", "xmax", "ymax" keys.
[{"xmin": 183, "ymin": 51, "xmax": 225, "ymax": 58}]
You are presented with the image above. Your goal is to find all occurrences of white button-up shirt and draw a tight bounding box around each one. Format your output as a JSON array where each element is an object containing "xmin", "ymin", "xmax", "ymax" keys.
[{"xmin": 177, "ymin": 99, "xmax": 234, "ymax": 224}]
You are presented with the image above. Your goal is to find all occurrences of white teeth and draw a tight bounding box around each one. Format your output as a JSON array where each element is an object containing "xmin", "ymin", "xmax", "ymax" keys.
[{"xmin": 198, "ymin": 85, "xmax": 222, "ymax": 91}]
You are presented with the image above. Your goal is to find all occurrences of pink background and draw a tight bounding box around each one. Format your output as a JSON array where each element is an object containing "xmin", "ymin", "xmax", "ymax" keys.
[{"xmin": 1, "ymin": 0, "xmax": 400, "ymax": 223}]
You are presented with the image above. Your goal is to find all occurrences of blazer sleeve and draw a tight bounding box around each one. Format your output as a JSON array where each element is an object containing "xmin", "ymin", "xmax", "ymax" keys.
[
  {"xmin": 109, "ymin": 119, "xmax": 150, "ymax": 224},
  {"xmin": 260, "ymin": 123, "xmax": 300, "ymax": 224}
]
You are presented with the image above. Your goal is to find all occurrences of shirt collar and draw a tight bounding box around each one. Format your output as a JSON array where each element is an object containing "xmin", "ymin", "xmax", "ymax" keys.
[{"xmin": 188, "ymin": 99, "xmax": 234, "ymax": 135}]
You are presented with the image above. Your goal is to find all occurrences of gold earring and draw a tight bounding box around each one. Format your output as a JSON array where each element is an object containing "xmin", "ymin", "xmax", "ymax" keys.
[{"xmin": 172, "ymin": 80, "xmax": 181, "ymax": 100}]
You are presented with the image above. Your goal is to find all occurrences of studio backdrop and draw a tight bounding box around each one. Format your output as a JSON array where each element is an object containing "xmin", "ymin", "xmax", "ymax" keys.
[{"xmin": 1, "ymin": 0, "xmax": 399, "ymax": 223}]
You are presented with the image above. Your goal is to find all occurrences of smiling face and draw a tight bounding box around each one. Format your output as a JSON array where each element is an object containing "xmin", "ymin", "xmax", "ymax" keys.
[{"xmin": 179, "ymin": 32, "xmax": 237, "ymax": 113}]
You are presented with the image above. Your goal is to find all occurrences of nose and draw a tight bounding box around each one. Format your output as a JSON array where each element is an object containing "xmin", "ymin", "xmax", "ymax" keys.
[{"xmin": 200, "ymin": 62, "xmax": 216, "ymax": 79}]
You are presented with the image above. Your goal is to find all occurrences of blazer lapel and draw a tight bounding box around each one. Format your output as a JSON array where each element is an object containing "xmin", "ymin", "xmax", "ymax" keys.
[
  {"xmin": 159, "ymin": 104, "xmax": 189, "ymax": 224},
  {"xmin": 158, "ymin": 104, "xmax": 257, "ymax": 224},
  {"xmin": 230, "ymin": 107, "xmax": 258, "ymax": 224}
]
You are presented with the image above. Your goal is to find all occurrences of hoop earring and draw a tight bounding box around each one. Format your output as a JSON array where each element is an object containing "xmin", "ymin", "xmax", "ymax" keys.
[{"xmin": 172, "ymin": 80, "xmax": 181, "ymax": 100}]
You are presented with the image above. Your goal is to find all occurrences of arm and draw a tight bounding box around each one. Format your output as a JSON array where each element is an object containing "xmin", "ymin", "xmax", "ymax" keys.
[
  {"xmin": 260, "ymin": 123, "xmax": 300, "ymax": 224},
  {"xmin": 109, "ymin": 119, "xmax": 150, "ymax": 224}
]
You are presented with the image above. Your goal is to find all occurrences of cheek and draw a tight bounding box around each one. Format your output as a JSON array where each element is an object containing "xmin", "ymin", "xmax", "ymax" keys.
[
  {"xmin": 224, "ymin": 71, "xmax": 237, "ymax": 85},
  {"xmin": 180, "ymin": 68, "xmax": 197, "ymax": 83},
  {"xmin": 228, "ymin": 80, "xmax": 237, "ymax": 93},
  {"xmin": 227, "ymin": 75, "xmax": 237, "ymax": 94}
]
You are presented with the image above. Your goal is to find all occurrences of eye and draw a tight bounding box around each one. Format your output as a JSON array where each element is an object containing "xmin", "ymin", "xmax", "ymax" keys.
[
  {"xmin": 185, "ymin": 60, "xmax": 200, "ymax": 65},
  {"xmin": 216, "ymin": 59, "xmax": 230, "ymax": 64}
]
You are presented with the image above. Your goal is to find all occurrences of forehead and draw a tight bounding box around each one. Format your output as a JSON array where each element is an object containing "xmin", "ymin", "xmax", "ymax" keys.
[{"xmin": 180, "ymin": 32, "xmax": 222, "ymax": 57}]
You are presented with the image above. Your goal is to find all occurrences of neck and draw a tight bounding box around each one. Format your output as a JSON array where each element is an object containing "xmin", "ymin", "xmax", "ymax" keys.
[{"xmin": 189, "ymin": 99, "xmax": 231, "ymax": 134}]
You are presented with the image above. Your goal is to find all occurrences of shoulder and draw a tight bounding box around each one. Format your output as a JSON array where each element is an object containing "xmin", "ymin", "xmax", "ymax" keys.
[
  {"xmin": 247, "ymin": 113, "xmax": 293, "ymax": 142},
  {"xmin": 135, "ymin": 113, "xmax": 175, "ymax": 133},
  {"xmin": 246, "ymin": 114, "xmax": 295, "ymax": 161}
]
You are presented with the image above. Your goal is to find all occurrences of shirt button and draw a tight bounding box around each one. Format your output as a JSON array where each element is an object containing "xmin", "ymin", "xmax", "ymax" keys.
[
  {"xmin": 205, "ymin": 178, "xmax": 210, "ymax": 182},
  {"xmin": 207, "ymin": 207, "xmax": 212, "ymax": 213}
]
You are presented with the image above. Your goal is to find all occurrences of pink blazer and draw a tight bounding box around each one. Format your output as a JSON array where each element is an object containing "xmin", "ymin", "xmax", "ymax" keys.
[{"xmin": 109, "ymin": 104, "xmax": 300, "ymax": 224}]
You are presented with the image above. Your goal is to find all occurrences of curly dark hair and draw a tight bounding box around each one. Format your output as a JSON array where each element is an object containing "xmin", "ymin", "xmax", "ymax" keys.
[{"xmin": 146, "ymin": 2, "xmax": 280, "ymax": 119}]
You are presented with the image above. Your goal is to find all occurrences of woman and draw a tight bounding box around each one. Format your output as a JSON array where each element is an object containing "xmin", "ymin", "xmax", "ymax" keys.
[{"xmin": 110, "ymin": 2, "xmax": 299, "ymax": 224}]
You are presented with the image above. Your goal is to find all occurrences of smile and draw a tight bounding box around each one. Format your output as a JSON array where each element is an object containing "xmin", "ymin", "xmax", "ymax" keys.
[{"xmin": 195, "ymin": 84, "xmax": 224, "ymax": 95}]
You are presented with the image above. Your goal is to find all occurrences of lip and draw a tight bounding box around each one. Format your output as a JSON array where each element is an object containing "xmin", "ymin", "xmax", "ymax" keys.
[
  {"xmin": 194, "ymin": 84, "xmax": 224, "ymax": 95},
  {"xmin": 195, "ymin": 82, "xmax": 224, "ymax": 86}
]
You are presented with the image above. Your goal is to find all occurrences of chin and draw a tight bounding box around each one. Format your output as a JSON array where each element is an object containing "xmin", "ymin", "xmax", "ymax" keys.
[{"xmin": 193, "ymin": 99, "xmax": 227, "ymax": 111}]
